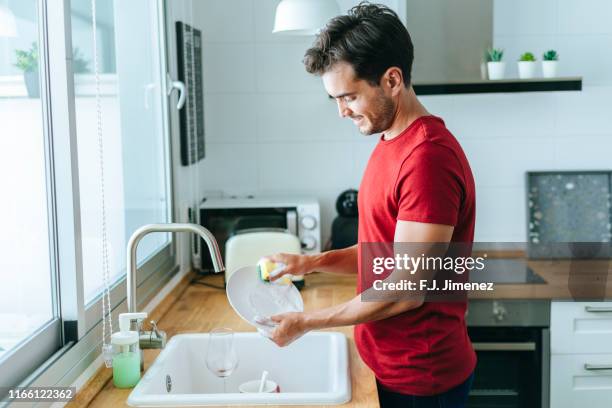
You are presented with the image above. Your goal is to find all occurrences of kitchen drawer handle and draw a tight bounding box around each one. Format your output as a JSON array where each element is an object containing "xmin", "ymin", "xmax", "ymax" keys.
[
  {"xmin": 584, "ymin": 364, "xmax": 612, "ymax": 371},
  {"xmin": 472, "ymin": 342, "xmax": 535, "ymax": 351},
  {"xmin": 585, "ymin": 306, "xmax": 612, "ymax": 313}
]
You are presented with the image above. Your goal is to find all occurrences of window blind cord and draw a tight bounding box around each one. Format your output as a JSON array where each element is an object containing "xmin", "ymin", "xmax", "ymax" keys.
[{"xmin": 91, "ymin": 0, "xmax": 114, "ymax": 368}]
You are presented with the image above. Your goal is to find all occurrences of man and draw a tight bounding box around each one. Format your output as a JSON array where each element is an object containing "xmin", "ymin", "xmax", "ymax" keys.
[{"xmin": 264, "ymin": 3, "xmax": 476, "ymax": 407}]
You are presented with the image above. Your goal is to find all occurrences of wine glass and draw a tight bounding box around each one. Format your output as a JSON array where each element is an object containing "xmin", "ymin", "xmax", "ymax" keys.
[{"xmin": 205, "ymin": 328, "xmax": 239, "ymax": 393}]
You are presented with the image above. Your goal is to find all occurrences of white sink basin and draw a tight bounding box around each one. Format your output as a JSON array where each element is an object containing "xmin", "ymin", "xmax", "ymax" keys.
[{"xmin": 128, "ymin": 331, "xmax": 351, "ymax": 406}]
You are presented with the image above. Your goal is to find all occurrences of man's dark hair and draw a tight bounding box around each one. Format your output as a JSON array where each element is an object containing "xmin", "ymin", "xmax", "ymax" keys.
[{"xmin": 303, "ymin": 2, "xmax": 414, "ymax": 87}]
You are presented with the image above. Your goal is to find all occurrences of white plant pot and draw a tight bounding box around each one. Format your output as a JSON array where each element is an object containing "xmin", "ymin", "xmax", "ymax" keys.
[
  {"xmin": 518, "ymin": 61, "xmax": 537, "ymax": 79},
  {"xmin": 487, "ymin": 61, "xmax": 506, "ymax": 80},
  {"xmin": 542, "ymin": 60, "xmax": 558, "ymax": 78}
]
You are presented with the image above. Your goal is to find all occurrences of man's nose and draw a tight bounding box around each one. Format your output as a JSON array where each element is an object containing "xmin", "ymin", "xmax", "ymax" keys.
[{"xmin": 337, "ymin": 101, "xmax": 351, "ymax": 118}]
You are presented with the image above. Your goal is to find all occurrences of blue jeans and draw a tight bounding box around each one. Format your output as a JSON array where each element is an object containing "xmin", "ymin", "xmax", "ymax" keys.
[{"xmin": 376, "ymin": 372, "xmax": 475, "ymax": 408}]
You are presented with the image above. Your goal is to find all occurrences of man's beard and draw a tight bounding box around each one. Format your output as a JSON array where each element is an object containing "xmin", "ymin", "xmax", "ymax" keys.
[{"xmin": 359, "ymin": 92, "xmax": 395, "ymax": 135}]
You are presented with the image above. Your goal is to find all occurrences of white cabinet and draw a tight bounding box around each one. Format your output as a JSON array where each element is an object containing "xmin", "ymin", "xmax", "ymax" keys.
[
  {"xmin": 551, "ymin": 302, "xmax": 612, "ymax": 354},
  {"xmin": 550, "ymin": 301, "xmax": 612, "ymax": 408},
  {"xmin": 551, "ymin": 354, "xmax": 612, "ymax": 408}
]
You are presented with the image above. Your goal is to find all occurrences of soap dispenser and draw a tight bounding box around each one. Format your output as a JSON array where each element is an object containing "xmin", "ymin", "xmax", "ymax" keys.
[{"xmin": 111, "ymin": 312, "xmax": 147, "ymax": 388}]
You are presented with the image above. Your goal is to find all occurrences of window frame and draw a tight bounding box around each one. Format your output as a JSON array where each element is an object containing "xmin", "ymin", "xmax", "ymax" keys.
[
  {"xmin": 0, "ymin": 0, "xmax": 65, "ymax": 392},
  {"xmin": 0, "ymin": 0, "xmax": 177, "ymax": 394}
]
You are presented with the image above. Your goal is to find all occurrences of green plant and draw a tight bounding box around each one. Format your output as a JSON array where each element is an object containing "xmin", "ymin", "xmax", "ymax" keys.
[
  {"xmin": 519, "ymin": 52, "xmax": 536, "ymax": 62},
  {"xmin": 543, "ymin": 49, "xmax": 558, "ymax": 61},
  {"xmin": 14, "ymin": 43, "xmax": 90, "ymax": 74},
  {"xmin": 487, "ymin": 48, "xmax": 504, "ymax": 62},
  {"xmin": 72, "ymin": 47, "xmax": 90, "ymax": 73},
  {"xmin": 14, "ymin": 42, "xmax": 38, "ymax": 73}
]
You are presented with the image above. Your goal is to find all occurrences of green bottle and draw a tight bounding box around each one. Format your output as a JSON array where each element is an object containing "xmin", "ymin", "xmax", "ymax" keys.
[
  {"xmin": 112, "ymin": 348, "xmax": 141, "ymax": 388},
  {"xmin": 111, "ymin": 312, "xmax": 147, "ymax": 388}
]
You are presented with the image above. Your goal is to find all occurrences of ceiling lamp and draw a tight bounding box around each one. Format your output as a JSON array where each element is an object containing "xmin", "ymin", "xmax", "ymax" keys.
[{"xmin": 273, "ymin": 0, "xmax": 340, "ymax": 36}]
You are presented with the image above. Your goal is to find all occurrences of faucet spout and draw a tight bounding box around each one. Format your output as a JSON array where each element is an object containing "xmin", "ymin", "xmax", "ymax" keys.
[{"xmin": 127, "ymin": 223, "xmax": 224, "ymax": 313}]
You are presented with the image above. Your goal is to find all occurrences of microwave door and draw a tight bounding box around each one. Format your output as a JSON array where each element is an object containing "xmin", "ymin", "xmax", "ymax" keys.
[{"xmin": 286, "ymin": 210, "xmax": 297, "ymax": 236}]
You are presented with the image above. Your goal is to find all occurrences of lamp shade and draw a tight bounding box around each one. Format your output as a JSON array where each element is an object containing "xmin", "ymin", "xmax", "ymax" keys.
[
  {"xmin": 273, "ymin": 0, "xmax": 340, "ymax": 35},
  {"xmin": 0, "ymin": 5, "xmax": 17, "ymax": 37}
]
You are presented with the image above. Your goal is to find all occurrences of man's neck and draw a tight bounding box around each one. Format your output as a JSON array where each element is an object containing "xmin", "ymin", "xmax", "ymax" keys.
[{"xmin": 382, "ymin": 86, "xmax": 430, "ymax": 141}]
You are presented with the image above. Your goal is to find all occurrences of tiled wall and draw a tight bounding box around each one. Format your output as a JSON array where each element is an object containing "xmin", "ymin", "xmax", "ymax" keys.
[{"xmin": 192, "ymin": 0, "xmax": 612, "ymax": 244}]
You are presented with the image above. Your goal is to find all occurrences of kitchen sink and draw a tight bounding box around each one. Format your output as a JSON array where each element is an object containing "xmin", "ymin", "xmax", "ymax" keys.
[{"xmin": 127, "ymin": 331, "xmax": 351, "ymax": 406}]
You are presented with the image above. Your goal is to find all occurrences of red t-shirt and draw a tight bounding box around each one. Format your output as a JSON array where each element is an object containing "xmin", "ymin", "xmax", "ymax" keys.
[{"xmin": 356, "ymin": 115, "xmax": 477, "ymax": 396}]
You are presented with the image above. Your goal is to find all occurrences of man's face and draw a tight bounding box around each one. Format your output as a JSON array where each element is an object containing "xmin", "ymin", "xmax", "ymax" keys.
[{"xmin": 322, "ymin": 62, "xmax": 396, "ymax": 135}]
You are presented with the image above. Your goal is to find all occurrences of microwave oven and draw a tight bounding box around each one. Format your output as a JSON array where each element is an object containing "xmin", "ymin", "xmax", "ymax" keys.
[{"xmin": 193, "ymin": 196, "xmax": 321, "ymax": 273}]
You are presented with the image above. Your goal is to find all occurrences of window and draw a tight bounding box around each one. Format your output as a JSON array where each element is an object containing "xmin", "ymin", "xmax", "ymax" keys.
[
  {"xmin": 0, "ymin": 0, "xmax": 61, "ymax": 387},
  {"xmin": 0, "ymin": 0, "xmax": 175, "ymax": 392},
  {"xmin": 69, "ymin": 0, "xmax": 172, "ymax": 304}
]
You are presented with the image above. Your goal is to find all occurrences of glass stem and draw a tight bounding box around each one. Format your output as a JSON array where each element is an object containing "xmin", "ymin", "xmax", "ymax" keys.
[{"xmin": 223, "ymin": 377, "xmax": 226, "ymax": 393}]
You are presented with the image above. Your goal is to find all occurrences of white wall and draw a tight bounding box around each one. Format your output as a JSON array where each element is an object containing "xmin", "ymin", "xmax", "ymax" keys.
[
  {"xmin": 470, "ymin": 0, "xmax": 612, "ymax": 241},
  {"xmin": 185, "ymin": 0, "xmax": 612, "ymax": 245}
]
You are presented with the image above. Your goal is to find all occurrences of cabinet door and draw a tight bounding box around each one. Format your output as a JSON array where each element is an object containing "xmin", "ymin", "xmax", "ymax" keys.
[
  {"xmin": 551, "ymin": 302, "xmax": 612, "ymax": 354},
  {"xmin": 551, "ymin": 354, "xmax": 612, "ymax": 408}
]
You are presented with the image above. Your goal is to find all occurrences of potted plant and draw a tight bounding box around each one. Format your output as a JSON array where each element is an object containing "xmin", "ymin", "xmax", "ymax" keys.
[
  {"xmin": 487, "ymin": 48, "xmax": 505, "ymax": 80},
  {"xmin": 542, "ymin": 49, "xmax": 558, "ymax": 78},
  {"xmin": 518, "ymin": 52, "xmax": 537, "ymax": 79},
  {"xmin": 14, "ymin": 42, "xmax": 39, "ymax": 98}
]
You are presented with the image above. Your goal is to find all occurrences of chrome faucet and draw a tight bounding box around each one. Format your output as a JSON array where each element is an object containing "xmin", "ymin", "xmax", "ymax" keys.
[{"xmin": 126, "ymin": 223, "xmax": 225, "ymax": 358}]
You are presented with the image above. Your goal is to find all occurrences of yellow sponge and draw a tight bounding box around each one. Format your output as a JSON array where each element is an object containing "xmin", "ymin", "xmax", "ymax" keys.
[{"xmin": 257, "ymin": 259, "xmax": 290, "ymax": 284}]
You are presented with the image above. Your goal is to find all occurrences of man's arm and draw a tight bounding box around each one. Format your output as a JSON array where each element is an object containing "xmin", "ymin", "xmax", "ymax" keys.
[
  {"xmin": 311, "ymin": 244, "xmax": 358, "ymax": 275},
  {"xmin": 268, "ymin": 244, "xmax": 358, "ymax": 279},
  {"xmin": 268, "ymin": 221, "xmax": 454, "ymax": 346}
]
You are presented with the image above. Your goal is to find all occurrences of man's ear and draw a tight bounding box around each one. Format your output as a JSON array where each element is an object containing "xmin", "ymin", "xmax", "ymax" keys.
[{"xmin": 382, "ymin": 67, "xmax": 404, "ymax": 95}]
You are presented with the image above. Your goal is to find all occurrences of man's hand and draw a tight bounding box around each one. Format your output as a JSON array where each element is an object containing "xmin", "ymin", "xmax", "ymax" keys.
[
  {"xmin": 264, "ymin": 253, "xmax": 315, "ymax": 282},
  {"xmin": 268, "ymin": 312, "xmax": 310, "ymax": 347}
]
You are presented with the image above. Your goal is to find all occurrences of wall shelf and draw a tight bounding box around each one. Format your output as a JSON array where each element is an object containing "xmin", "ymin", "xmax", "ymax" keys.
[{"xmin": 413, "ymin": 77, "xmax": 582, "ymax": 95}]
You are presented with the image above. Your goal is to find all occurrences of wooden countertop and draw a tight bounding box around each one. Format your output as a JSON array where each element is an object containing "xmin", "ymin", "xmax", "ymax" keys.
[{"xmin": 72, "ymin": 272, "xmax": 379, "ymax": 408}]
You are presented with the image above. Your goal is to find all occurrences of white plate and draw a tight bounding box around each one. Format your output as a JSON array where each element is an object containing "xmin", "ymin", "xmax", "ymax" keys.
[{"xmin": 226, "ymin": 265, "xmax": 304, "ymax": 331}]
